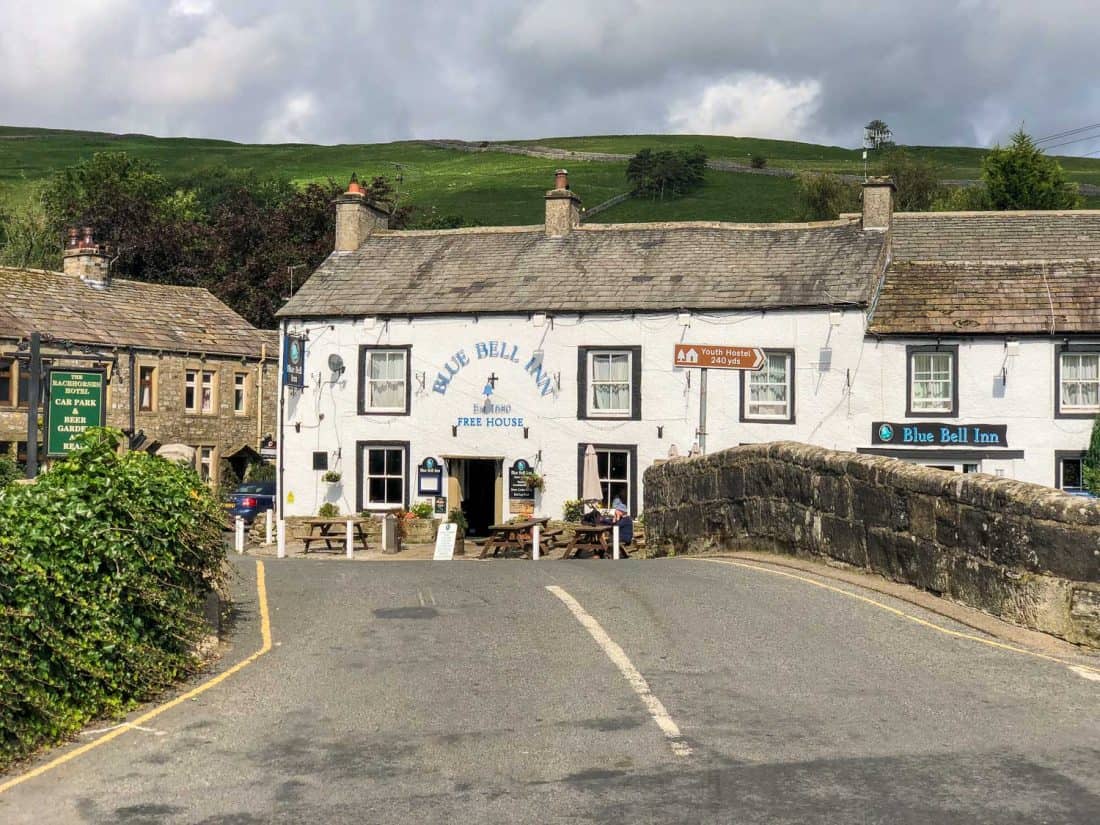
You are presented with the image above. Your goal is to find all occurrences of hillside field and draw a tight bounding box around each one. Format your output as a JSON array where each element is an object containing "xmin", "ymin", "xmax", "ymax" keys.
[{"xmin": 2, "ymin": 125, "xmax": 1098, "ymax": 225}]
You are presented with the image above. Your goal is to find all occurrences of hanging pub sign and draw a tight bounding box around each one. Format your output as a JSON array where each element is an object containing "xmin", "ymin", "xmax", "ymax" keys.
[
  {"xmin": 509, "ymin": 458, "xmax": 536, "ymax": 500},
  {"xmin": 44, "ymin": 368, "xmax": 107, "ymax": 457},
  {"xmin": 284, "ymin": 334, "xmax": 306, "ymax": 389},
  {"xmin": 418, "ymin": 457, "xmax": 444, "ymax": 495},
  {"xmin": 872, "ymin": 422, "xmax": 1009, "ymax": 448}
]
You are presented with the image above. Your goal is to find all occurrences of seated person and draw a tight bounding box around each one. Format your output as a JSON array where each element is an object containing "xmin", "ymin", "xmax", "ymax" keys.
[{"xmin": 611, "ymin": 501, "xmax": 633, "ymax": 546}]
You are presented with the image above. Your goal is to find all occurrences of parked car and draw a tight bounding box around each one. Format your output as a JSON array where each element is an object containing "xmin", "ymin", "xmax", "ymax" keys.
[{"xmin": 226, "ymin": 481, "xmax": 276, "ymax": 525}]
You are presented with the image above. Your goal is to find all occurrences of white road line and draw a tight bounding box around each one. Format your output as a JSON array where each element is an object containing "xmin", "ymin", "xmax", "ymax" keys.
[
  {"xmin": 1070, "ymin": 665, "xmax": 1100, "ymax": 682},
  {"xmin": 546, "ymin": 585, "xmax": 692, "ymax": 757}
]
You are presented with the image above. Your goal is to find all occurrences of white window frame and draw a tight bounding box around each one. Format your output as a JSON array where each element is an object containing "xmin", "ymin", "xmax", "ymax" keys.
[
  {"xmin": 587, "ymin": 350, "xmax": 633, "ymax": 418},
  {"xmin": 185, "ymin": 370, "xmax": 198, "ymax": 413},
  {"xmin": 363, "ymin": 445, "xmax": 406, "ymax": 509},
  {"xmin": 197, "ymin": 445, "xmax": 215, "ymax": 484},
  {"xmin": 744, "ymin": 351, "xmax": 794, "ymax": 421},
  {"xmin": 200, "ymin": 370, "xmax": 216, "ymax": 414},
  {"xmin": 138, "ymin": 365, "xmax": 157, "ymax": 412},
  {"xmin": 1059, "ymin": 352, "xmax": 1100, "ymax": 414},
  {"xmin": 233, "ymin": 372, "xmax": 248, "ymax": 415},
  {"xmin": 364, "ymin": 349, "xmax": 409, "ymax": 414},
  {"xmin": 910, "ymin": 351, "xmax": 954, "ymax": 414}
]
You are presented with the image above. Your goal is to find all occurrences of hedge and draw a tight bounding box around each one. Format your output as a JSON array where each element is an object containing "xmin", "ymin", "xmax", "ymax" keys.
[{"xmin": 0, "ymin": 429, "xmax": 227, "ymax": 769}]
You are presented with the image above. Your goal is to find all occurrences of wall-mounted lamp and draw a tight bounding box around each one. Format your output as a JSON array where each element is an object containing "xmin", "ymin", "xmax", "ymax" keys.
[
  {"xmin": 677, "ymin": 311, "xmax": 692, "ymax": 327},
  {"xmin": 294, "ymin": 422, "xmax": 301, "ymax": 433},
  {"xmin": 657, "ymin": 425, "xmax": 664, "ymax": 439},
  {"xmin": 532, "ymin": 312, "xmax": 547, "ymax": 327},
  {"xmin": 523, "ymin": 427, "xmax": 529, "ymax": 439},
  {"xmin": 415, "ymin": 371, "xmax": 426, "ymax": 391},
  {"xmin": 553, "ymin": 372, "xmax": 561, "ymax": 391},
  {"xmin": 451, "ymin": 425, "xmax": 458, "ymax": 437}
]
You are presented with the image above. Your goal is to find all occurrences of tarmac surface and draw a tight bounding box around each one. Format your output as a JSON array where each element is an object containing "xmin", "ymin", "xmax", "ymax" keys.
[{"xmin": 1, "ymin": 554, "xmax": 1098, "ymax": 824}]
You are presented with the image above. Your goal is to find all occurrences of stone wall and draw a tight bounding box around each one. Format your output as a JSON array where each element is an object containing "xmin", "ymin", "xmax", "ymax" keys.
[{"xmin": 644, "ymin": 441, "xmax": 1100, "ymax": 646}]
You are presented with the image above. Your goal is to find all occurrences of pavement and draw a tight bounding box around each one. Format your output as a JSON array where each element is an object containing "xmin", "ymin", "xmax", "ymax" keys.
[{"xmin": 1, "ymin": 554, "xmax": 1098, "ymax": 824}]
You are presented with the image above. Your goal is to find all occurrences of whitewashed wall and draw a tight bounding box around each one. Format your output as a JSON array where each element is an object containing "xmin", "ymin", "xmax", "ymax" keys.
[
  {"xmin": 278, "ymin": 309, "xmax": 872, "ymax": 519},
  {"xmin": 863, "ymin": 337, "xmax": 1095, "ymax": 484}
]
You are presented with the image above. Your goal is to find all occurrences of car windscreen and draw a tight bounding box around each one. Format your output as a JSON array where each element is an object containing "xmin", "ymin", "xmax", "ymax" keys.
[{"xmin": 237, "ymin": 483, "xmax": 274, "ymax": 494}]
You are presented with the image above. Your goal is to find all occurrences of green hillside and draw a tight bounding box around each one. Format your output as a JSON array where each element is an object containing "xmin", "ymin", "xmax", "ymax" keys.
[{"xmin": 2, "ymin": 126, "xmax": 1099, "ymax": 225}]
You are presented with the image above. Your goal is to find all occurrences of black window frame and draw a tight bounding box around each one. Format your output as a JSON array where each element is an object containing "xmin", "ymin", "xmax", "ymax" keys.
[
  {"xmin": 358, "ymin": 345, "xmax": 412, "ymax": 416},
  {"xmin": 1055, "ymin": 450, "xmax": 1088, "ymax": 491},
  {"xmin": 356, "ymin": 440, "xmax": 411, "ymax": 511},
  {"xmin": 577, "ymin": 346, "xmax": 642, "ymax": 421},
  {"xmin": 576, "ymin": 443, "xmax": 638, "ymax": 515},
  {"xmin": 1054, "ymin": 344, "xmax": 1100, "ymax": 419},
  {"xmin": 905, "ymin": 344, "xmax": 959, "ymax": 418},
  {"xmin": 739, "ymin": 348, "xmax": 796, "ymax": 424}
]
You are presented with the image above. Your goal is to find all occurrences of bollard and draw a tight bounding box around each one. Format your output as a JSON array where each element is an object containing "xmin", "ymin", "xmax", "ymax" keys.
[
  {"xmin": 613, "ymin": 524, "xmax": 621, "ymax": 560},
  {"xmin": 346, "ymin": 519, "xmax": 354, "ymax": 559},
  {"xmin": 265, "ymin": 509, "xmax": 273, "ymax": 546},
  {"xmin": 276, "ymin": 519, "xmax": 286, "ymax": 559},
  {"xmin": 235, "ymin": 517, "xmax": 245, "ymax": 554},
  {"xmin": 532, "ymin": 523, "xmax": 541, "ymax": 560}
]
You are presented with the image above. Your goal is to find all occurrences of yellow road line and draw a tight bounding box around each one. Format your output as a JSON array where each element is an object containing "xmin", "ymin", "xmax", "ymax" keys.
[
  {"xmin": 693, "ymin": 557, "xmax": 1100, "ymax": 679},
  {"xmin": 0, "ymin": 560, "xmax": 273, "ymax": 795}
]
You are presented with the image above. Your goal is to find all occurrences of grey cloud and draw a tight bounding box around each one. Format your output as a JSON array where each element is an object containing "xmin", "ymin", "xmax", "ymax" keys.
[{"xmin": 0, "ymin": 0, "xmax": 1098, "ymax": 153}]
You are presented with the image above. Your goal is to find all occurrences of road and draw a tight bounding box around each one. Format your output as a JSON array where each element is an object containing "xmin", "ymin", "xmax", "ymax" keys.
[{"xmin": 1, "ymin": 556, "xmax": 1098, "ymax": 824}]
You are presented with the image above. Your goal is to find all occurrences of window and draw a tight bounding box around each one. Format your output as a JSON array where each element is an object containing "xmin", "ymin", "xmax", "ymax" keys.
[
  {"xmin": 0, "ymin": 359, "xmax": 12, "ymax": 407},
  {"xmin": 576, "ymin": 444, "xmax": 638, "ymax": 514},
  {"xmin": 138, "ymin": 366, "xmax": 156, "ymax": 412},
  {"xmin": 1058, "ymin": 352, "xmax": 1100, "ymax": 416},
  {"xmin": 357, "ymin": 442, "xmax": 409, "ymax": 510},
  {"xmin": 906, "ymin": 345, "xmax": 958, "ymax": 417},
  {"xmin": 234, "ymin": 372, "xmax": 248, "ymax": 415},
  {"xmin": 577, "ymin": 346, "xmax": 641, "ymax": 420},
  {"xmin": 740, "ymin": 349, "xmax": 795, "ymax": 423},
  {"xmin": 359, "ymin": 346, "xmax": 410, "ymax": 415},
  {"xmin": 186, "ymin": 370, "xmax": 216, "ymax": 414},
  {"xmin": 197, "ymin": 446, "xmax": 215, "ymax": 484},
  {"xmin": 1056, "ymin": 452, "xmax": 1087, "ymax": 494}
]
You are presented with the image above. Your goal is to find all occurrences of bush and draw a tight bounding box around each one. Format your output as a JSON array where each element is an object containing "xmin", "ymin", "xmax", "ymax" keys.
[
  {"xmin": 409, "ymin": 501, "xmax": 434, "ymax": 519},
  {"xmin": 447, "ymin": 507, "xmax": 468, "ymax": 533},
  {"xmin": 796, "ymin": 172, "xmax": 861, "ymax": 220},
  {"xmin": 562, "ymin": 499, "xmax": 585, "ymax": 523},
  {"xmin": 0, "ymin": 428, "xmax": 226, "ymax": 769},
  {"xmin": 750, "ymin": 154, "xmax": 767, "ymax": 169},
  {"xmin": 318, "ymin": 502, "xmax": 339, "ymax": 518},
  {"xmin": 243, "ymin": 461, "xmax": 275, "ymax": 483},
  {"xmin": 0, "ymin": 456, "xmax": 19, "ymax": 488}
]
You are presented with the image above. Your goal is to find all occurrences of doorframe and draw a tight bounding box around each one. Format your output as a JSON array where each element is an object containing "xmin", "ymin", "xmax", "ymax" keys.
[{"xmin": 443, "ymin": 455, "xmax": 504, "ymax": 528}]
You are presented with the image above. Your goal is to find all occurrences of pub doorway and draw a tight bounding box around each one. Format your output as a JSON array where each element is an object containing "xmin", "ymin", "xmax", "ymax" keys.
[{"xmin": 447, "ymin": 458, "xmax": 502, "ymax": 538}]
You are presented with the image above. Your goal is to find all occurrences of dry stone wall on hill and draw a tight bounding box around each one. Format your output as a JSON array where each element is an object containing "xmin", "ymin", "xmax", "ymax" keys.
[{"xmin": 644, "ymin": 441, "xmax": 1100, "ymax": 646}]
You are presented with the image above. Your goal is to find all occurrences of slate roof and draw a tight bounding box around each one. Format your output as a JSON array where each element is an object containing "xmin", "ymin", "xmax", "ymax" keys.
[
  {"xmin": 868, "ymin": 261, "xmax": 1100, "ymax": 335},
  {"xmin": 890, "ymin": 211, "xmax": 1100, "ymax": 262},
  {"xmin": 0, "ymin": 266, "xmax": 275, "ymax": 358},
  {"xmin": 277, "ymin": 220, "xmax": 887, "ymax": 318}
]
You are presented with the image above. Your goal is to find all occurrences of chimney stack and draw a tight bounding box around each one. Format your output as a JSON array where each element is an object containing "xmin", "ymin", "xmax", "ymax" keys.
[
  {"xmin": 861, "ymin": 176, "xmax": 895, "ymax": 231},
  {"xmin": 545, "ymin": 169, "xmax": 581, "ymax": 237},
  {"xmin": 335, "ymin": 174, "xmax": 389, "ymax": 251},
  {"xmin": 63, "ymin": 226, "xmax": 111, "ymax": 287}
]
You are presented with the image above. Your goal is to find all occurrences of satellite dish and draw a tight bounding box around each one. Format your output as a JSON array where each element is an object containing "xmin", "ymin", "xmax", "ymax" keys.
[{"xmin": 328, "ymin": 353, "xmax": 345, "ymax": 374}]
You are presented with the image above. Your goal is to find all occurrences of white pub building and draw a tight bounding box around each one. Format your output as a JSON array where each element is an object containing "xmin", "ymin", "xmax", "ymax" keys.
[{"xmin": 276, "ymin": 172, "xmax": 1100, "ymax": 534}]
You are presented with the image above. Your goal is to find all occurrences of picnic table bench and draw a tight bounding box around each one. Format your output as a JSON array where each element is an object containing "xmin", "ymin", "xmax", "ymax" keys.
[
  {"xmin": 478, "ymin": 517, "xmax": 551, "ymax": 558},
  {"xmin": 561, "ymin": 524, "xmax": 625, "ymax": 559},
  {"xmin": 301, "ymin": 517, "xmax": 371, "ymax": 554}
]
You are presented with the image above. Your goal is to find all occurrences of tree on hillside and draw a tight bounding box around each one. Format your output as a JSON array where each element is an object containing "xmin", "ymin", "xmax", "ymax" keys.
[
  {"xmin": 626, "ymin": 146, "xmax": 707, "ymax": 200},
  {"xmin": 981, "ymin": 129, "xmax": 1081, "ymax": 210},
  {"xmin": 864, "ymin": 120, "xmax": 894, "ymax": 150},
  {"xmin": 796, "ymin": 172, "xmax": 860, "ymax": 220},
  {"xmin": 877, "ymin": 149, "xmax": 945, "ymax": 211}
]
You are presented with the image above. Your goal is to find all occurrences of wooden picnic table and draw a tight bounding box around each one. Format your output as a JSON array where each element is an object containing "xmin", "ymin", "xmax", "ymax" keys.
[
  {"xmin": 301, "ymin": 517, "xmax": 371, "ymax": 554},
  {"xmin": 561, "ymin": 524, "xmax": 620, "ymax": 559},
  {"xmin": 478, "ymin": 517, "xmax": 551, "ymax": 559}
]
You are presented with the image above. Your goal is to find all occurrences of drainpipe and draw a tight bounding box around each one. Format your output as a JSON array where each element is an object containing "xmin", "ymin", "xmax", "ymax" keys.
[
  {"xmin": 257, "ymin": 342, "xmax": 266, "ymax": 450},
  {"xmin": 128, "ymin": 347, "xmax": 136, "ymax": 449},
  {"xmin": 277, "ymin": 324, "xmax": 285, "ymax": 521}
]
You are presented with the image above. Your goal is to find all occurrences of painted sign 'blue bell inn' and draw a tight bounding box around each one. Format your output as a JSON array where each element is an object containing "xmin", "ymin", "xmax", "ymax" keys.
[{"xmin": 274, "ymin": 172, "xmax": 1100, "ymax": 534}]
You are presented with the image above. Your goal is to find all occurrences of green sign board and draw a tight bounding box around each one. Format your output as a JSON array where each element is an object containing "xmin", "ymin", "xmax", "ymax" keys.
[{"xmin": 45, "ymin": 369, "xmax": 107, "ymax": 457}]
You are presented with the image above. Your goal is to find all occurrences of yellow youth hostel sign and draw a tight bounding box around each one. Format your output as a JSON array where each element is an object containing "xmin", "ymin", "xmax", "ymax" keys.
[{"xmin": 45, "ymin": 369, "xmax": 107, "ymax": 457}]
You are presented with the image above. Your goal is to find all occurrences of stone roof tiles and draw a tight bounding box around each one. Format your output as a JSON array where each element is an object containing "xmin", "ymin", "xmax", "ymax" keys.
[
  {"xmin": 868, "ymin": 260, "xmax": 1100, "ymax": 335},
  {"xmin": 0, "ymin": 266, "xmax": 275, "ymax": 358},
  {"xmin": 277, "ymin": 220, "xmax": 887, "ymax": 318},
  {"xmin": 891, "ymin": 211, "xmax": 1100, "ymax": 262}
]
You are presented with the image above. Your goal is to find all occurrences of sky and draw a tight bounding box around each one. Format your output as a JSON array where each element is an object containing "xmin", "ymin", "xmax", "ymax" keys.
[{"xmin": 1, "ymin": 0, "xmax": 1099, "ymax": 153}]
